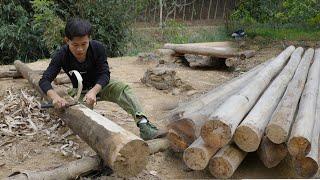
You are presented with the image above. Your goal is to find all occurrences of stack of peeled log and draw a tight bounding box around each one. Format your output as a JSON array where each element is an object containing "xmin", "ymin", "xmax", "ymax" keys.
[
  {"xmin": 167, "ymin": 46, "xmax": 320, "ymax": 178},
  {"xmin": 158, "ymin": 42, "xmax": 256, "ymax": 68}
]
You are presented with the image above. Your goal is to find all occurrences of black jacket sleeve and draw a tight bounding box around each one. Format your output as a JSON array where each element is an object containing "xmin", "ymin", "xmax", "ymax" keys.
[
  {"xmin": 94, "ymin": 42, "xmax": 110, "ymax": 87},
  {"xmin": 38, "ymin": 49, "xmax": 63, "ymax": 94}
]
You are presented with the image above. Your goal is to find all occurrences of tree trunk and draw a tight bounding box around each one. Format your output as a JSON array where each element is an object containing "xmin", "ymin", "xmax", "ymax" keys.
[
  {"xmin": 223, "ymin": 0, "xmax": 227, "ymax": 18},
  {"xmin": 183, "ymin": 137, "xmax": 219, "ymax": 170},
  {"xmin": 13, "ymin": 60, "xmax": 149, "ymax": 177},
  {"xmin": 214, "ymin": 0, "xmax": 219, "ymax": 19},
  {"xmin": 266, "ymin": 48, "xmax": 315, "ymax": 144},
  {"xmin": 183, "ymin": 0, "xmax": 187, "ymax": 21},
  {"xmin": 257, "ymin": 136, "xmax": 288, "ymax": 168},
  {"xmin": 159, "ymin": 0, "xmax": 163, "ymax": 28},
  {"xmin": 208, "ymin": 144, "xmax": 247, "ymax": 178},
  {"xmin": 234, "ymin": 47, "xmax": 304, "ymax": 152},
  {"xmin": 208, "ymin": 0, "xmax": 213, "ymax": 20},
  {"xmin": 201, "ymin": 46, "xmax": 295, "ymax": 148},
  {"xmin": 288, "ymin": 48, "xmax": 320, "ymax": 157},
  {"xmin": 191, "ymin": 1, "xmax": 195, "ymax": 21},
  {"xmin": 200, "ymin": 0, "xmax": 204, "ymax": 20},
  {"xmin": 163, "ymin": 43, "xmax": 251, "ymax": 59},
  {"xmin": 293, "ymin": 84, "xmax": 320, "ymax": 177}
]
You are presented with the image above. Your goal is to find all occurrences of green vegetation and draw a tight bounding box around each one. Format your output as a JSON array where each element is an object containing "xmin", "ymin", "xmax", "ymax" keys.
[
  {"xmin": 230, "ymin": 0, "xmax": 320, "ymax": 41},
  {"xmin": 0, "ymin": 0, "xmax": 148, "ymax": 64},
  {"xmin": 0, "ymin": 0, "xmax": 319, "ymax": 64},
  {"xmin": 126, "ymin": 23, "xmax": 230, "ymax": 56}
]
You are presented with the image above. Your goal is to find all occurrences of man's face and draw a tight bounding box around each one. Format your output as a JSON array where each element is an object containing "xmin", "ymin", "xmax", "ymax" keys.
[{"xmin": 66, "ymin": 35, "xmax": 90, "ymax": 61}]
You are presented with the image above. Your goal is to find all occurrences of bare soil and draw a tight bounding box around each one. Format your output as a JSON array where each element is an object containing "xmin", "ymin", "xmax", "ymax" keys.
[{"xmin": 0, "ymin": 44, "xmax": 315, "ymax": 179}]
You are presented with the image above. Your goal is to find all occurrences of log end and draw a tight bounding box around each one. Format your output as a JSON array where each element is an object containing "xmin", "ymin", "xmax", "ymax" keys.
[
  {"xmin": 167, "ymin": 129, "xmax": 190, "ymax": 152},
  {"xmin": 113, "ymin": 139, "xmax": 149, "ymax": 177},
  {"xmin": 265, "ymin": 124, "xmax": 288, "ymax": 144},
  {"xmin": 201, "ymin": 120, "xmax": 231, "ymax": 148},
  {"xmin": 287, "ymin": 137, "xmax": 311, "ymax": 157},
  {"xmin": 168, "ymin": 118, "xmax": 196, "ymax": 143},
  {"xmin": 294, "ymin": 157, "xmax": 318, "ymax": 178},
  {"xmin": 234, "ymin": 125, "xmax": 260, "ymax": 152},
  {"xmin": 209, "ymin": 156, "xmax": 233, "ymax": 178},
  {"xmin": 183, "ymin": 147, "xmax": 208, "ymax": 170},
  {"xmin": 257, "ymin": 136, "xmax": 288, "ymax": 168}
]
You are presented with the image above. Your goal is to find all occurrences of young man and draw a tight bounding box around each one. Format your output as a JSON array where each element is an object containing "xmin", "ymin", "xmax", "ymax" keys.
[{"xmin": 39, "ymin": 18, "xmax": 165, "ymax": 140}]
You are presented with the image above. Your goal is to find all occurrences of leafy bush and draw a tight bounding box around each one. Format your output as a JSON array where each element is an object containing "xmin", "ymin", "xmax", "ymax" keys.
[
  {"xmin": 70, "ymin": 0, "xmax": 147, "ymax": 57},
  {"xmin": 0, "ymin": 0, "xmax": 47, "ymax": 64},
  {"xmin": 32, "ymin": 0, "xmax": 65, "ymax": 54},
  {"xmin": 231, "ymin": 0, "xmax": 320, "ymax": 27}
]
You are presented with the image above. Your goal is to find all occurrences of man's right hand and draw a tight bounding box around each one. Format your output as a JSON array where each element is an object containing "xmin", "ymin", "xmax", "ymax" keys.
[
  {"xmin": 52, "ymin": 96, "xmax": 68, "ymax": 109},
  {"xmin": 47, "ymin": 89, "xmax": 68, "ymax": 109}
]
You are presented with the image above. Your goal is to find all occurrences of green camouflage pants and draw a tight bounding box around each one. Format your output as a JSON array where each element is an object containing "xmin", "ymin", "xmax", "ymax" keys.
[{"xmin": 69, "ymin": 79, "xmax": 145, "ymax": 123}]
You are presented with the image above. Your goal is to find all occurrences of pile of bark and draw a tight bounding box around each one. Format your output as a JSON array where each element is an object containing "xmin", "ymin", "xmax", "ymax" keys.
[
  {"xmin": 141, "ymin": 67, "xmax": 193, "ymax": 93},
  {"xmin": 157, "ymin": 41, "xmax": 256, "ymax": 68},
  {"xmin": 167, "ymin": 46, "xmax": 320, "ymax": 178}
]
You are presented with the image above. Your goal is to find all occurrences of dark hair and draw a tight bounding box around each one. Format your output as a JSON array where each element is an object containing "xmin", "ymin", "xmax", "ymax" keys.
[{"xmin": 65, "ymin": 18, "xmax": 92, "ymax": 40}]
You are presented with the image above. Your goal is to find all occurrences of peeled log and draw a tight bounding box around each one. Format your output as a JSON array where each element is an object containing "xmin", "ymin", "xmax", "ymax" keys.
[
  {"xmin": 6, "ymin": 156, "xmax": 101, "ymax": 180},
  {"xmin": 184, "ymin": 54, "xmax": 226, "ymax": 68},
  {"xmin": 163, "ymin": 43, "xmax": 252, "ymax": 59},
  {"xmin": 155, "ymin": 48, "xmax": 177, "ymax": 57},
  {"xmin": 183, "ymin": 137, "xmax": 219, "ymax": 170},
  {"xmin": 293, "ymin": 69, "xmax": 320, "ymax": 177},
  {"xmin": 13, "ymin": 60, "xmax": 149, "ymax": 177},
  {"xmin": 165, "ymin": 41, "xmax": 236, "ymax": 48},
  {"xmin": 6, "ymin": 138, "xmax": 169, "ymax": 180},
  {"xmin": 169, "ymin": 57, "xmax": 271, "ymax": 121},
  {"xmin": 201, "ymin": 46, "xmax": 295, "ymax": 148},
  {"xmin": 266, "ymin": 48, "xmax": 315, "ymax": 144},
  {"xmin": 147, "ymin": 138, "xmax": 170, "ymax": 154},
  {"xmin": 257, "ymin": 136, "xmax": 288, "ymax": 168},
  {"xmin": 167, "ymin": 59, "xmax": 273, "ymax": 152},
  {"xmin": 208, "ymin": 144, "xmax": 247, "ymax": 178},
  {"xmin": 234, "ymin": 47, "xmax": 304, "ymax": 152},
  {"xmin": 288, "ymin": 49, "xmax": 320, "ymax": 157}
]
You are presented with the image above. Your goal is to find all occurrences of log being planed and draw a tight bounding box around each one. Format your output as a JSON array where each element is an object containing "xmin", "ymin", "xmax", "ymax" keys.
[
  {"xmin": 201, "ymin": 46, "xmax": 295, "ymax": 148},
  {"xmin": 257, "ymin": 136, "xmax": 288, "ymax": 168},
  {"xmin": 183, "ymin": 137, "xmax": 219, "ymax": 170},
  {"xmin": 208, "ymin": 144, "xmax": 247, "ymax": 178},
  {"xmin": 288, "ymin": 48, "xmax": 320, "ymax": 157},
  {"xmin": 234, "ymin": 47, "xmax": 304, "ymax": 152},
  {"xmin": 13, "ymin": 60, "xmax": 149, "ymax": 177},
  {"xmin": 266, "ymin": 48, "xmax": 315, "ymax": 144}
]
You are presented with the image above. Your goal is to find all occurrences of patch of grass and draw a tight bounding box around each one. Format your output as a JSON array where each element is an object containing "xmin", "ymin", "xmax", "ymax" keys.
[{"xmin": 246, "ymin": 26, "xmax": 320, "ymax": 41}]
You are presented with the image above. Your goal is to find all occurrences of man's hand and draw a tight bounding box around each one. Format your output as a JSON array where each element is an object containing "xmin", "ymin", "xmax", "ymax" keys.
[
  {"xmin": 53, "ymin": 96, "xmax": 69, "ymax": 109},
  {"xmin": 83, "ymin": 90, "xmax": 96, "ymax": 107},
  {"xmin": 47, "ymin": 89, "xmax": 68, "ymax": 109},
  {"xmin": 83, "ymin": 84, "xmax": 102, "ymax": 108}
]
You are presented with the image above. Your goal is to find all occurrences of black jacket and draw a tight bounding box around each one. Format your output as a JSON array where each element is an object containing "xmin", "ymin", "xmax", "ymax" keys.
[{"xmin": 39, "ymin": 40, "xmax": 110, "ymax": 94}]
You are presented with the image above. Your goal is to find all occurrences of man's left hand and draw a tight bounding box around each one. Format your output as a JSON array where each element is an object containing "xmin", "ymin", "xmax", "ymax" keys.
[{"xmin": 83, "ymin": 90, "xmax": 97, "ymax": 107}]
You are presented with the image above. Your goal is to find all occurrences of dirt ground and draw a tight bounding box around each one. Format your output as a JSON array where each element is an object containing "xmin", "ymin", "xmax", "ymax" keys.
[{"xmin": 0, "ymin": 44, "xmax": 317, "ymax": 179}]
